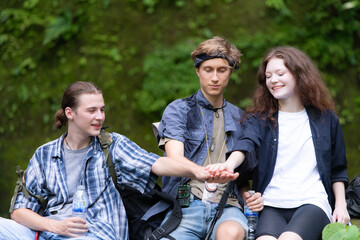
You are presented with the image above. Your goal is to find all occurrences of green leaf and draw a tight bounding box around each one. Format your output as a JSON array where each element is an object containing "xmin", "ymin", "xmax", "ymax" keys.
[
  {"xmin": 23, "ymin": 0, "xmax": 39, "ymax": 9},
  {"xmin": 322, "ymin": 223, "xmax": 360, "ymax": 240},
  {"xmin": 42, "ymin": 11, "xmax": 76, "ymax": 45}
]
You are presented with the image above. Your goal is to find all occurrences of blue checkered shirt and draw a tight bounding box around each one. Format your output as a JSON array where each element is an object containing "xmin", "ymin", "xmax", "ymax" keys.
[{"xmin": 13, "ymin": 132, "xmax": 159, "ymax": 240}]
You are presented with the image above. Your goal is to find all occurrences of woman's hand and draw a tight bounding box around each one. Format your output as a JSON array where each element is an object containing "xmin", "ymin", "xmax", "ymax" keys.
[
  {"xmin": 243, "ymin": 191, "xmax": 264, "ymax": 212},
  {"xmin": 332, "ymin": 205, "xmax": 350, "ymax": 224}
]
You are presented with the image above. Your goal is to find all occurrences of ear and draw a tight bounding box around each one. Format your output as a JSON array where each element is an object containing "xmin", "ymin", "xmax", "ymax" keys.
[
  {"xmin": 196, "ymin": 68, "xmax": 200, "ymax": 78},
  {"xmin": 64, "ymin": 107, "xmax": 74, "ymax": 120}
]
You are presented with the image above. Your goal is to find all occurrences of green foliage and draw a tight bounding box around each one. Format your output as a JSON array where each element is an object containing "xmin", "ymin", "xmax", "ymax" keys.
[
  {"xmin": 0, "ymin": 0, "xmax": 359, "ymax": 218},
  {"xmin": 322, "ymin": 222, "xmax": 360, "ymax": 240},
  {"xmin": 43, "ymin": 9, "xmax": 80, "ymax": 45},
  {"xmin": 135, "ymin": 39, "xmax": 200, "ymax": 115}
]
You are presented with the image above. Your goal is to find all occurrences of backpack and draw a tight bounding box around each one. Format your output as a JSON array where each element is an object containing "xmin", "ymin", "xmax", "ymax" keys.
[
  {"xmin": 10, "ymin": 128, "xmax": 181, "ymax": 240},
  {"xmin": 345, "ymin": 175, "xmax": 360, "ymax": 219},
  {"xmin": 98, "ymin": 128, "xmax": 181, "ymax": 240}
]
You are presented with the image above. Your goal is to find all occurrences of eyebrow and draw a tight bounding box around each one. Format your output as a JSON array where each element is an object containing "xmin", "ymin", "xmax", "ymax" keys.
[
  {"xmin": 86, "ymin": 105, "xmax": 106, "ymax": 110},
  {"xmin": 203, "ymin": 65, "xmax": 231, "ymax": 69}
]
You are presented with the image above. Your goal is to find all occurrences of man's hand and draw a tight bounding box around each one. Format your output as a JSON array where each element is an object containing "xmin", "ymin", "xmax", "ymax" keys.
[
  {"xmin": 48, "ymin": 217, "xmax": 88, "ymax": 237},
  {"xmin": 205, "ymin": 163, "xmax": 239, "ymax": 183}
]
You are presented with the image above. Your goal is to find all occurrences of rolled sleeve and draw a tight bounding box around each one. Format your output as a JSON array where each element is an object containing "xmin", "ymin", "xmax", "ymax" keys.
[
  {"xmin": 158, "ymin": 100, "xmax": 189, "ymax": 144},
  {"xmin": 111, "ymin": 133, "xmax": 159, "ymax": 194},
  {"xmin": 13, "ymin": 192, "xmax": 41, "ymax": 213},
  {"xmin": 230, "ymin": 115, "xmax": 261, "ymax": 155},
  {"xmin": 13, "ymin": 155, "xmax": 45, "ymax": 213}
]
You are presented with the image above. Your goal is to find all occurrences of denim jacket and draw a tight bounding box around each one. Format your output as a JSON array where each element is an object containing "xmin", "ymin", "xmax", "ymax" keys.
[
  {"xmin": 233, "ymin": 106, "xmax": 348, "ymax": 209},
  {"xmin": 157, "ymin": 90, "xmax": 250, "ymax": 202}
]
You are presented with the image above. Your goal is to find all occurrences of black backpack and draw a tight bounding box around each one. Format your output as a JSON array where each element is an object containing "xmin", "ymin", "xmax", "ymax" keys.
[
  {"xmin": 97, "ymin": 128, "xmax": 182, "ymax": 240},
  {"xmin": 10, "ymin": 128, "xmax": 181, "ymax": 240},
  {"xmin": 345, "ymin": 175, "xmax": 360, "ymax": 219}
]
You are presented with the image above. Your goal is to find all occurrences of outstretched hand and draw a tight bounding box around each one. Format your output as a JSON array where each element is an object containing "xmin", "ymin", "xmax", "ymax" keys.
[{"xmin": 204, "ymin": 163, "xmax": 239, "ymax": 183}]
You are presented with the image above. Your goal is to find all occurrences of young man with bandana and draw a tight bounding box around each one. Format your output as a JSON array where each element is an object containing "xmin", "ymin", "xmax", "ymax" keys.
[{"xmin": 156, "ymin": 36, "xmax": 264, "ymax": 240}]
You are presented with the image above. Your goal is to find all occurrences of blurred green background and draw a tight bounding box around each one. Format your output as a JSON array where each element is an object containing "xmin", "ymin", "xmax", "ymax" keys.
[{"xmin": 0, "ymin": 0, "xmax": 359, "ymax": 223}]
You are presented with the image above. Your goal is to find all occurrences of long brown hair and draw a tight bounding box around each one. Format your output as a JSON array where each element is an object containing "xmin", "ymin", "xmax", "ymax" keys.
[
  {"xmin": 246, "ymin": 46, "xmax": 335, "ymax": 122},
  {"xmin": 54, "ymin": 81, "xmax": 102, "ymax": 129}
]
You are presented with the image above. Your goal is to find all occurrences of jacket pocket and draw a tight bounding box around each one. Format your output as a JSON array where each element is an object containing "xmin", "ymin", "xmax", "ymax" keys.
[{"xmin": 184, "ymin": 130, "xmax": 204, "ymax": 157}]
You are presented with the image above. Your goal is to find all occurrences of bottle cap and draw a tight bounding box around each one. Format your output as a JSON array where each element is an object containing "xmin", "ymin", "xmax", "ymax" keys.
[
  {"xmin": 248, "ymin": 190, "xmax": 255, "ymax": 196},
  {"xmin": 205, "ymin": 182, "xmax": 218, "ymax": 192}
]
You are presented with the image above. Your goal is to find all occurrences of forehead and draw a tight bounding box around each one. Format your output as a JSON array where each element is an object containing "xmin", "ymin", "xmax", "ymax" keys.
[
  {"xmin": 266, "ymin": 57, "xmax": 286, "ymax": 71},
  {"xmin": 200, "ymin": 58, "xmax": 230, "ymax": 68},
  {"xmin": 77, "ymin": 93, "xmax": 104, "ymax": 107}
]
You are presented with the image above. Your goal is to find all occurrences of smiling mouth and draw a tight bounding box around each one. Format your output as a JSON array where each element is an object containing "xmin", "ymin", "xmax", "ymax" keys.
[{"xmin": 272, "ymin": 86, "xmax": 283, "ymax": 91}]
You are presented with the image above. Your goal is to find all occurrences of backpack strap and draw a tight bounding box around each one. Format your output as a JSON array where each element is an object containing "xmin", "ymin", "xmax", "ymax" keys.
[
  {"xmin": 98, "ymin": 127, "xmax": 119, "ymax": 192},
  {"xmin": 204, "ymin": 181, "xmax": 235, "ymax": 240},
  {"xmin": 9, "ymin": 166, "xmax": 47, "ymax": 214},
  {"xmin": 145, "ymin": 190, "xmax": 181, "ymax": 240}
]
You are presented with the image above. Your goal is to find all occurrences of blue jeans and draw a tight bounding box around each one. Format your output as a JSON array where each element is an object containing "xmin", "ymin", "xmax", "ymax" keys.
[
  {"xmin": 0, "ymin": 217, "xmax": 100, "ymax": 240},
  {"xmin": 161, "ymin": 198, "xmax": 248, "ymax": 240}
]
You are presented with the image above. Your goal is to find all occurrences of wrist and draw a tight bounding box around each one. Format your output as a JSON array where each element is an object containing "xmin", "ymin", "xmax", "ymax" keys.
[
  {"xmin": 335, "ymin": 200, "xmax": 347, "ymax": 208},
  {"xmin": 224, "ymin": 161, "xmax": 235, "ymax": 172}
]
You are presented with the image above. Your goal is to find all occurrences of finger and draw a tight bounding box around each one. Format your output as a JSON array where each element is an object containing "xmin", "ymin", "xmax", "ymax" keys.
[
  {"xmin": 231, "ymin": 172, "xmax": 239, "ymax": 180},
  {"xmin": 71, "ymin": 217, "xmax": 87, "ymax": 224}
]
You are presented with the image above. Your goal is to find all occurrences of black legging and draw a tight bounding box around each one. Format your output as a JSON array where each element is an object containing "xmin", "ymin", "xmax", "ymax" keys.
[{"xmin": 255, "ymin": 204, "xmax": 330, "ymax": 240}]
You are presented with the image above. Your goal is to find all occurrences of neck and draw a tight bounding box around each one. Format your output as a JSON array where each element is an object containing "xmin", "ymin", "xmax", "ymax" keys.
[
  {"xmin": 201, "ymin": 91, "xmax": 224, "ymax": 108},
  {"xmin": 279, "ymin": 98, "xmax": 304, "ymax": 113},
  {"xmin": 65, "ymin": 133, "xmax": 91, "ymax": 150}
]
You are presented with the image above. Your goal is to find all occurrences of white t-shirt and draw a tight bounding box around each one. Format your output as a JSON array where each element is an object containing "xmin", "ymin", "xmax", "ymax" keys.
[{"xmin": 263, "ymin": 109, "xmax": 332, "ymax": 220}]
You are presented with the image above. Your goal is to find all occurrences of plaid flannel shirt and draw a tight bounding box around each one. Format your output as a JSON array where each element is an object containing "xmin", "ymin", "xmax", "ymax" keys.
[{"xmin": 13, "ymin": 132, "xmax": 159, "ymax": 240}]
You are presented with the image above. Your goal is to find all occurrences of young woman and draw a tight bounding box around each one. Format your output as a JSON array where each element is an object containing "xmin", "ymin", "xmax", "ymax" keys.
[
  {"xmin": 0, "ymin": 81, "xmax": 233, "ymax": 240},
  {"xmin": 228, "ymin": 46, "xmax": 349, "ymax": 240}
]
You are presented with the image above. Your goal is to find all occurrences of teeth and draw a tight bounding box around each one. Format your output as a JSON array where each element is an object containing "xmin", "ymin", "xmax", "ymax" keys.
[{"xmin": 273, "ymin": 86, "xmax": 283, "ymax": 90}]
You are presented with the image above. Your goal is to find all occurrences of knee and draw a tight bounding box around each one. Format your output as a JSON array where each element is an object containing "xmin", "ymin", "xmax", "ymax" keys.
[{"xmin": 215, "ymin": 221, "xmax": 246, "ymax": 240}]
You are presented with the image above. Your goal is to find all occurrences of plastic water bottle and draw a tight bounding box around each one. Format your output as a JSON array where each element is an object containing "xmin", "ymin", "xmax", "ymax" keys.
[
  {"xmin": 244, "ymin": 190, "xmax": 258, "ymax": 240},
  {"xmin": 72, "ymin": 185, "xmax": 88, "ymax": 220}
]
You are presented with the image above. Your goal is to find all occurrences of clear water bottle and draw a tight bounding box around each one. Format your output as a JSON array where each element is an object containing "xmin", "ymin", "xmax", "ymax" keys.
[
  {"xmin": 244, "ymin": 190, "xmax": 258, "ymax": 240},
  {"xmin": 72, "ymin": 185, "xmax": 88, "ymax": 220}
]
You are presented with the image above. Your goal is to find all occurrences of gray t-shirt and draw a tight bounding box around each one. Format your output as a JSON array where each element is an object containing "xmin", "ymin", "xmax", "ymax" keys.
[{"xmin": 47, "ymin": 144, "xmax": 90, "ymax": 220}]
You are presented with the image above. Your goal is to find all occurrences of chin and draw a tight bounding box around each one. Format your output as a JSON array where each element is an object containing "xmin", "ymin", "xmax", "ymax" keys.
[{"xmin": 90, "ymin": 130, "xmax": 101, "ymax": 136}]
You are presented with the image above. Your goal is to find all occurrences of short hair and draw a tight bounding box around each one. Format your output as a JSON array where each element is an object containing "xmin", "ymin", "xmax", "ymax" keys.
[{"xmin": 191, "ymin": 36, "xmax": 242, "ymax": 69}]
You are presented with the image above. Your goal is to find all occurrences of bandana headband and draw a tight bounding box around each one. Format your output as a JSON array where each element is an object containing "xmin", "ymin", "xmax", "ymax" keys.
[{"xmin": 193, "ymin": 53, "xmax": 239, "ymax": 70}]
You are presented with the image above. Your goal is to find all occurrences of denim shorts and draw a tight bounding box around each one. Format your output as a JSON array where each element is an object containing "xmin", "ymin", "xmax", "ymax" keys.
[{"xmin": 161, "ymin": 197, "xmax": 247, "ymax": 240}]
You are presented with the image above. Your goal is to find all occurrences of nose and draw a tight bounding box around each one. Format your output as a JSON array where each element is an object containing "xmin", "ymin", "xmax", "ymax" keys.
[
  {"xmin": 270, "ymin": 75, "xmax": 279, "ymax": 84},
  {"xmin": 95, "ymin": 109, "xmax": 105, "ymax": 121},
  {"xmin": 212, "ymin": 70, "xmax": 219, "ymax": 82}
]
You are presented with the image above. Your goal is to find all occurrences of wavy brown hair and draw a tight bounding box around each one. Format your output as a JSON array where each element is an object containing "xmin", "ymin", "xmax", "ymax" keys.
[{"xmin": 246, "ymin": 46, "xmax": 335, "ymax": 122}]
